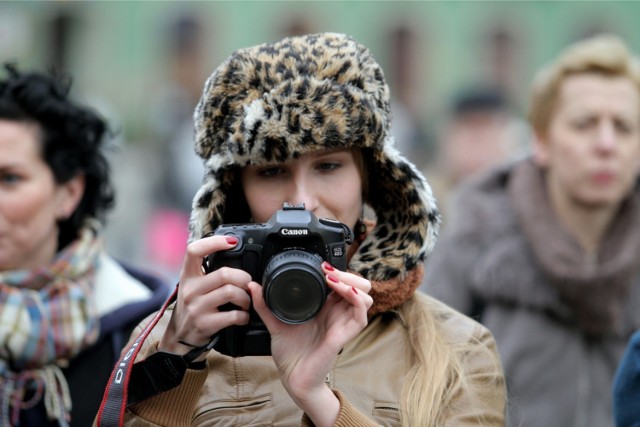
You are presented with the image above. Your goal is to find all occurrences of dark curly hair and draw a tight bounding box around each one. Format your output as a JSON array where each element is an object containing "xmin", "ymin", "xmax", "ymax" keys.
[{"xmin": 0, "ymin": 63, "xmax": 115, "ymax": 249}]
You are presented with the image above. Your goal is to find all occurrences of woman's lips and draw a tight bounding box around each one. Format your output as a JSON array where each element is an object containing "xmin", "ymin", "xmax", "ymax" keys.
[{"xmin": 591, "ymin": 170, "xmax": 616, "ymax": 184}]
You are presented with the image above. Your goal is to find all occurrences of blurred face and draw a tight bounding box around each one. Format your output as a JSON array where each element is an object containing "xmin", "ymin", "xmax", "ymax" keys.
[
  {"xmin": 534, "ymin": 73, "xmax": 640, "ymax": 209},
  {"xmin": 443, "ymin": 110, "xmax": 511, "ymax": 182},
  {"xmin": 0, "ymin": 120, "xmax": 84, "ymax": 271},
  {"xmin": 240, "ymin": 149, "xmax": 363, "ymax": 232}
]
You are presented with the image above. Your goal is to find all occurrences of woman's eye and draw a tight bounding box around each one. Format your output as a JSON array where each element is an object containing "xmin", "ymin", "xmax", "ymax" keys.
[
  {"xmin": 614, "ymin": 119, "xmax": 634, "ymax": 135},
  {"xmin": 0, "ymin": 173, "xmax": 21, "ymax": 185},
  {"xmin": 258, "ymin": 167, "xmax": 284, "ymax": 178},
  {"xmin": 317, "ymin": 162, "xmax": 341, "ymax": 171},
  {"xmin": 571, "ymin": 117, "xmax": 595, "ymax": 131}
]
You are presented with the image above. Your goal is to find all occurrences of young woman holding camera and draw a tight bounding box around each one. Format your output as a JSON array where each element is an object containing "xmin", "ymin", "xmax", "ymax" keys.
[{"xmin": 99, "ymin": 33, "xmax": 505, "ymax": 426}]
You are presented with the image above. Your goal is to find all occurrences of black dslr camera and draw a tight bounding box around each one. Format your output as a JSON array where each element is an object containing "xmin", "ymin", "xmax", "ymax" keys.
[{"xmin": 204, "ymin": 203, "xmax": 353, "ymax": 357}]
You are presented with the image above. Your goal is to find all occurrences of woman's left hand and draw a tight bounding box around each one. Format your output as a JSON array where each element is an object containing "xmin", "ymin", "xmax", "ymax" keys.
[{"xmin": 249, "ymin": 262, "xmax": 373, "ymax": 426}]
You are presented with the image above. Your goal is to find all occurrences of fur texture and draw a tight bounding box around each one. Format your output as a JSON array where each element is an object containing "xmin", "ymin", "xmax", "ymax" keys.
[{"xmin": 190, "ymin": 33, "xmax": 439, "ymax": 281}]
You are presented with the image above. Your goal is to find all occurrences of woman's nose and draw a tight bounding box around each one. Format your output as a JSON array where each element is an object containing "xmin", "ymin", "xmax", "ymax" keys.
[
  {"xmin": 289, "ymin": 177, "xmax": 319, "ymax": 211},
  {"xmin": 595, "ymin": 120, "xmax": 616, "ymax": 152}
]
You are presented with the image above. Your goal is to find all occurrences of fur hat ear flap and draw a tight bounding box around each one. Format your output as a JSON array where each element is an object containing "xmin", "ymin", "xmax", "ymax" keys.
[{"xmin": 348, "ymin": 139, "xmax": 440, "ymax": 281}]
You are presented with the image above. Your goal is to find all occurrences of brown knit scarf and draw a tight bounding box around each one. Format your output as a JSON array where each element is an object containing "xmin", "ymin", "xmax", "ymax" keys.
[{"xmin": 509, "ymin": 160, "xmax": 640, "ymax": 337}]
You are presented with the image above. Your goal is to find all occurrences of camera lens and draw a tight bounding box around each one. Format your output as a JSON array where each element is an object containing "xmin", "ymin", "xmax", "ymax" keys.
[{"xmin": 262, "ymin": 250, "xmax": 327, "ymax": 324}]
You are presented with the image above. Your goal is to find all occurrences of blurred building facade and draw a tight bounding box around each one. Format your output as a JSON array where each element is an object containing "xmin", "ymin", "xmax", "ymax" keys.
[{"xmin": 2, "ymin": 1, "xmax": 639, "ymax": 272}]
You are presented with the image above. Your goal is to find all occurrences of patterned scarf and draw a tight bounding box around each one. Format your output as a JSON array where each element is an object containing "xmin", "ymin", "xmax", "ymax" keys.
[{"xmin": 0, "ymin": 225, "xmax": 102, "ymax": 426}]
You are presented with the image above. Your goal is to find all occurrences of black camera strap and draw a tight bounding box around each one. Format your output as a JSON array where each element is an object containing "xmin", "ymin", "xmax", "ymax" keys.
[{"xmin": 96, "ymin": 285, "xmax": 219, "ymax": 427}]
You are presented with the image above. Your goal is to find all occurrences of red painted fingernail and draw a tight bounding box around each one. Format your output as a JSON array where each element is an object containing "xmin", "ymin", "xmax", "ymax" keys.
[
  {"xmin": 322, "ymin": 262, "xmax": 335, "ymax": 271},
  {"xmin": 226, "ymin": 236, "xmax": 238, "ymax": 245},
  {"xmin": 327, "ymin": 274, "xmax": 339, "ymax": 283},
  {"xmin": 352, "ymin": 286, "xmax": 358, "ymax": 295}
]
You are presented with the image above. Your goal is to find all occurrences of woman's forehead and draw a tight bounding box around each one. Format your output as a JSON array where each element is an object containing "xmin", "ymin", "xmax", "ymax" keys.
[
  {"xmin": 557, "ymin": 73, "xmax": 640, "ymax": 112},
  {"xmin": 247, "ymin": 148, "xmax": 355, "ymax": 166}
]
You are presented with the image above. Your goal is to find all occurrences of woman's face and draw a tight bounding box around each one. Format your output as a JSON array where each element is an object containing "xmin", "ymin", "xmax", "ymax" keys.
[
  {"xmin": 534, "ymin": 73, "xmax": 640, "ymax": 209},
  {"xmin": 240, "ymin": 149, "xmax": 363, "ymax": 232},
  {"xmin": 0, "ymin": 120, "xmax": 84, "ymax": 271}
]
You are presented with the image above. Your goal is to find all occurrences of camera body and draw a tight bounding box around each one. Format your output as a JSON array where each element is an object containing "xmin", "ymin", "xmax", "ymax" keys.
[{"xmin": 205, "ymin": 203, "xmax": 353, "ymax": 357}]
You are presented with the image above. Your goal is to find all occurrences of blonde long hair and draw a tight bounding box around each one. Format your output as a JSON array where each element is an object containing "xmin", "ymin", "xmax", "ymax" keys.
[{"xmin": 397, "ymin": 296, "xmax": 501, "ymax": 426}]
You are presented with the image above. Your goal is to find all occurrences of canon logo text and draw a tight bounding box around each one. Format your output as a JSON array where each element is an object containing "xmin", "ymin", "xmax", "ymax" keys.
[{"xmin": 281, "ymin": 228, "xmax": 309, "ymax": 236}]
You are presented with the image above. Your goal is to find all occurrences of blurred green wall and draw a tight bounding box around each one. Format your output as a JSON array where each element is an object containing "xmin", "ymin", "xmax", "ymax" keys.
[{"xmin": 2, "ymin": 1, "xmax": 639, "ymax": 146}]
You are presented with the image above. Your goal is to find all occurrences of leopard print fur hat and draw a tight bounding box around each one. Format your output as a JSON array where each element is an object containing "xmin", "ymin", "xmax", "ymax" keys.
[{"xmin": 190, "ymin": 32, "xmax": 440, "ymax": 282}]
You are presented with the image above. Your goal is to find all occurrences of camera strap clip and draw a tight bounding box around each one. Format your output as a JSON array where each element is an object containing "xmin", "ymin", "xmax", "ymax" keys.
[{"xmin": 179, "ymin": 334, "xmax": 221, "ymax": 363}]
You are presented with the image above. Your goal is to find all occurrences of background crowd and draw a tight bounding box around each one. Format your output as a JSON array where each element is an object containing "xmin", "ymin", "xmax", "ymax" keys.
[{"xmin": 2, "ymin": 1, "xmax": 639, "ymax": 280}]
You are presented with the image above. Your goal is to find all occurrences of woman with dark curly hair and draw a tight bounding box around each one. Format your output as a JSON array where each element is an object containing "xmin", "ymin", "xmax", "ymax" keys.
[{"xmin": 0, "ymin": 64, "xmax": 168, "ymax": 427}]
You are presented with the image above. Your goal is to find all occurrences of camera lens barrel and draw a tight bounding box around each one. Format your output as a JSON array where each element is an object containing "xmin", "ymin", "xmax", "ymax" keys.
[{"xmin": 262, "ymin": 250, "xmax": 328, "ymax": 324}]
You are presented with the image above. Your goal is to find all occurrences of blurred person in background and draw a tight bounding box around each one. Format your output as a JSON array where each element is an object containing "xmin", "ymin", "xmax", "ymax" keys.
[
  {"xmin": 426, "ymin": 86, "xmax": 529, "ymax": 223},
  {"xmin": 149, "ymin": 13, "xmax": 207, "ymax": 212},
  {"xmin": 145, "ymin": 13, "xmax": 208, "ymax": 280},
  {"xmin": 386, "ymin": 23, "xmax": 434, "ymax": 170},
  {"xmin": 0, "ymin": 64, "xmax": 168, "ymax": 426},
  {"xmin": 613, "ymin": 329, "xmax": 640, "ymax": 427},
  {"xmin": 421, "ymin": 34, "xmax": 640, "ymax": 427},
  {"xmin": 97, "ymin": 33, "xmax": 505, "ymax": 427}
]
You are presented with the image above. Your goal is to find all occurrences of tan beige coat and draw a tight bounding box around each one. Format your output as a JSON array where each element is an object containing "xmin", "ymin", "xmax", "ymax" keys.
[{"xmin": 119, "ymin": 292, "xmax": 505, "ymax": 427}]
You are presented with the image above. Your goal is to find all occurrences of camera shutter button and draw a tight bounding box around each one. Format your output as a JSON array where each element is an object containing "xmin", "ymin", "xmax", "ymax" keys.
[{"xmin": 225, "ymin": 233, "xmax": 243, "ymax": 251}]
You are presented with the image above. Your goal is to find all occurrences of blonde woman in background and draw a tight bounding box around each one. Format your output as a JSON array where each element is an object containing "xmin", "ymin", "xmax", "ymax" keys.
[{"xmin": 423, "ymin": 34, "xmax": 640, "ymax": 427}]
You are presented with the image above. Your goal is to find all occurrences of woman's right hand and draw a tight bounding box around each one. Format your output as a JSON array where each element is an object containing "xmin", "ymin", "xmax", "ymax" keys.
[{"xmin": 158, "ymin": 235, "xmax": 253, "ymax": 358}]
